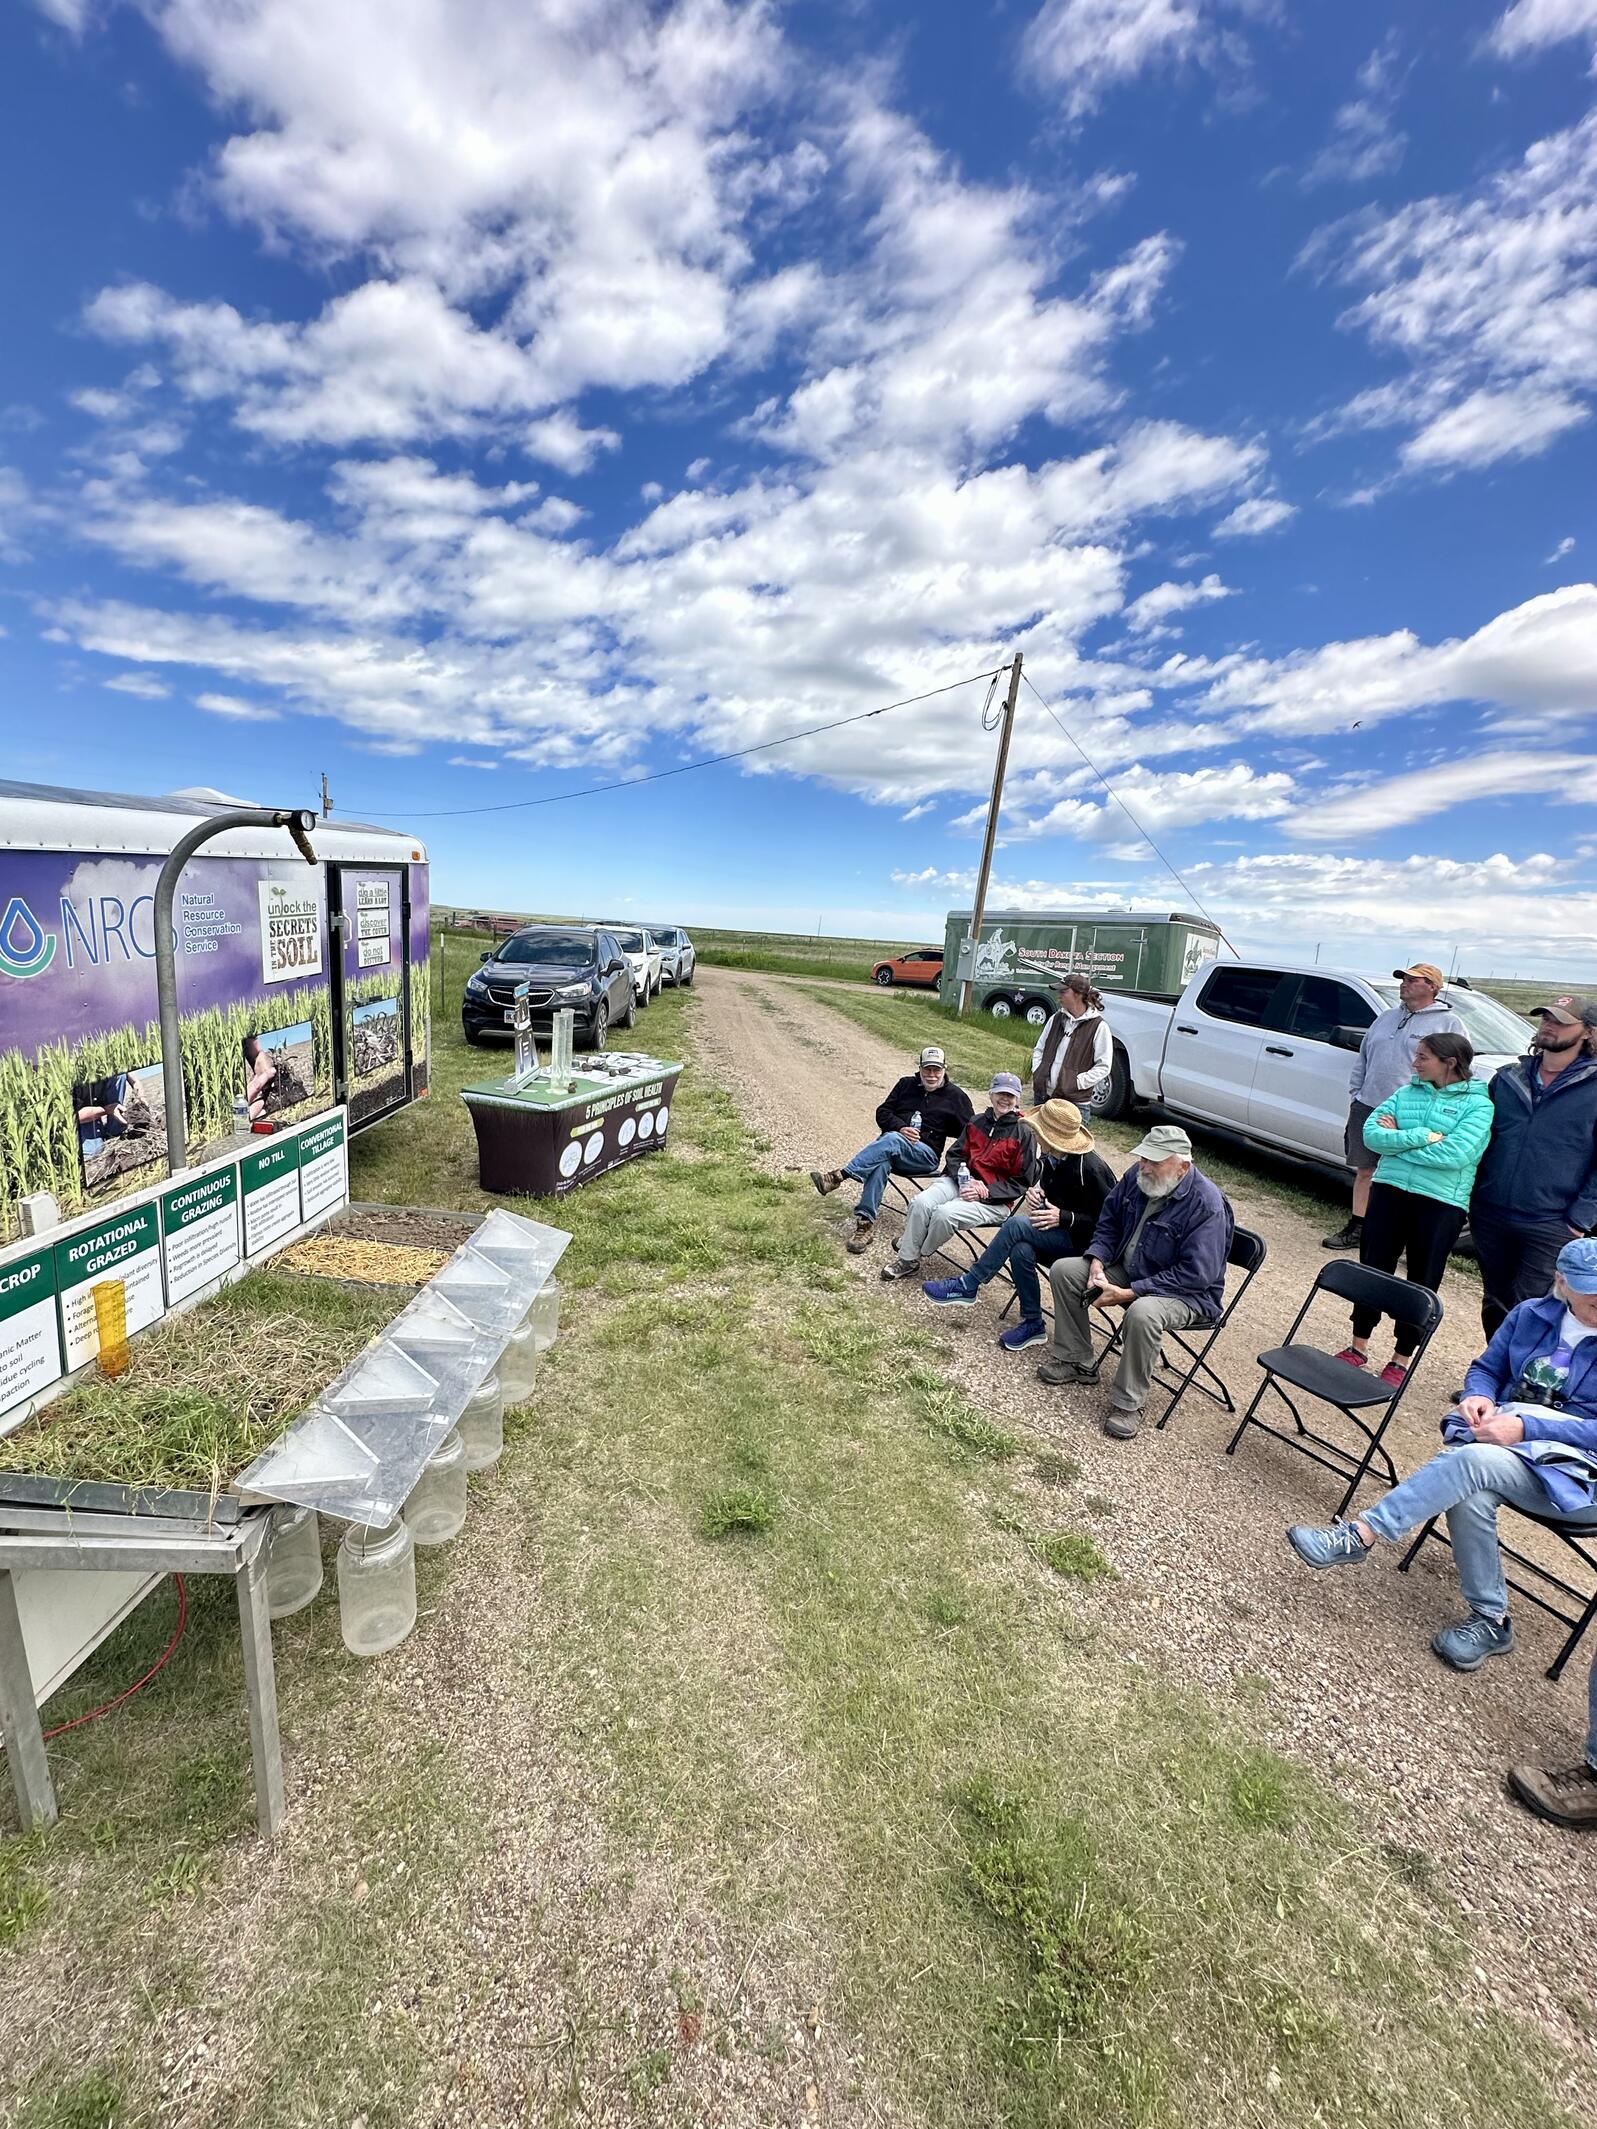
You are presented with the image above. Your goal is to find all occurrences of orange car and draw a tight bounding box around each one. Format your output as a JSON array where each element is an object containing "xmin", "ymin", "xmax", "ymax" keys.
[{"xmin": 871, "ymin": 946, "xmax": 944, "ymax": 989}]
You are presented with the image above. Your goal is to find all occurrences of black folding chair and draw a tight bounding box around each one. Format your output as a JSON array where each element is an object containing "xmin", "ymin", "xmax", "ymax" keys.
[
  {"xmin": 1225, "ymin": 1260, "xmax": 1443, "ymax": 1517},
  {"xmin": 1080, "ymin": 1227, "xmax": 1267, "ymax": 1430},
  {"xmin": 1398, "ymin": 1502, "xmax": 1597, "ymax": 1683}
]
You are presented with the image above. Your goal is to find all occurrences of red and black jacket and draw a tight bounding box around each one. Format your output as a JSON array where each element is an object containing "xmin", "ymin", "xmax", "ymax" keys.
[{"xmin": 943, "ymin": 1109, "xmax": 1038, "ymax": 1204}]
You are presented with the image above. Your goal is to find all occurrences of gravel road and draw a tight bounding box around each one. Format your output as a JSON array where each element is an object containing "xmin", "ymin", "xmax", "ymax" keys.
[{"xmin": 696, "ymin": 965, "xmax": 1597, "ymax": 2072}]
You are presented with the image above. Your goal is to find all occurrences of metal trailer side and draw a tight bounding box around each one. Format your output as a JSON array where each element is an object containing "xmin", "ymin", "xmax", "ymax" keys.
[{"xmin": 938, "ymin": 907, "xmax": 1222, "ymax": 1018}]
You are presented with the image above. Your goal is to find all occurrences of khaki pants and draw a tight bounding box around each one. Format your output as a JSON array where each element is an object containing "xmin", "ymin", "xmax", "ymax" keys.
[
  {"xmin": 1047, "ymin": 1256, "xmax": 1205, "ymax": 1414},
  {"xmin": 894, "ymin": 1176, "xmax": 1004, "ymax": 1266}
]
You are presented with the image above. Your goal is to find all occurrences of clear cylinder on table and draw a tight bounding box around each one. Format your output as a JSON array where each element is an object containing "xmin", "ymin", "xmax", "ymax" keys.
[
  {"xmin": 459, "ymin": 1371, "xmax": 504, "ymax": 1471},
  {"xmin": 403, "ymin": 1427, "xmax": 468, "ymax": 1546},
  {"xmin": 498, "ymin": 1319, "xmax": 539, "ymax": 1403},
  {"xmin": 337, "ymin": 1519, "xmax": 417, "ymax": 1656},
  {"xmin": 265, "ymin": 1503, "xmax": 323, "ymax": 1618}
]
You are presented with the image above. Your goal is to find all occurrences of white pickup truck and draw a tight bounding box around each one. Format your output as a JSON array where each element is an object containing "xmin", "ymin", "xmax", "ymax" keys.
[{"xmin": 1092, "ymin": 960, "xmax": 1533, "ymax": 1172}]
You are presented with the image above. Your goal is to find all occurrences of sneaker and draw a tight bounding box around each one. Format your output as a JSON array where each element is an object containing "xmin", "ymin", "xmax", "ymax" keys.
[
  {"xmin": 922, "ymin": 1276, "xmax": 978, "ymax": 1306},
  {"xmin": 1286, "ymin": 1520, "xmax": 1372, "ymax": 1570},
  {"xmin": 1508, "ymin": 1760, "xmax": 1597, "ymax": 1830},
  {"xmin": 846, "ymin": 1217, "xmax": 875, "ymax": 1255},
  {"xmin": 880, "ymin": 1255, "xmax": 918, "ymax": 1280},
  {"xmin": 1322, "ymin": 1217, "xmax": 1364, "ymax": 1251},
  {"xmin": 811, "ymin": 1168, "xmax": 844, "ymax": 1197},
  {"xmin": 1036, "ymin": 1355, "xmax": 1095, "ymax": 1386},
  {"xmin": 1432, "ymin": 1612, "xmax": 1514, "ymax": 1671},
  {"xmin": 1379, "ymin": 1360, "xmax": 1409, "ymax": 1390},
  {"xmin": 1103, "ymin": 1407, "xmax": 1143, "ymax": 1440},
  {"xmin": 997, "ymin": 1317, "xmax": 1048, "ymax": 1352},
  {"xmin": 1333, "ymin": 1346, "xmax": 1368, "ymax": 1369}
]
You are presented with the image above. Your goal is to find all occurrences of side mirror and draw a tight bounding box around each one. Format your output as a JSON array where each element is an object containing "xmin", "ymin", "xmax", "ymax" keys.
[
  {"xmin": 1331, "ymin": 1025, "xmax": 1365, "ymax": 1052},
  {"xmin": 479, "ymin": 949, "xmax": 493, "ymax": 963}
]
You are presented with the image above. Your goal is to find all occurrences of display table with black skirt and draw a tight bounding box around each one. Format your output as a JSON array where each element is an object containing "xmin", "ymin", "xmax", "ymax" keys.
[{"xmin": 460, "ymin": 1054, "xmax": 683, "ymax": 1196}]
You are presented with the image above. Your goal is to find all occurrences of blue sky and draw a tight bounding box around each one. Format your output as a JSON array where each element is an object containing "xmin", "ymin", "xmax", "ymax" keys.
[{"xmin": 2, "ymin": 0, "xmax": 1595, "ymax": 973}]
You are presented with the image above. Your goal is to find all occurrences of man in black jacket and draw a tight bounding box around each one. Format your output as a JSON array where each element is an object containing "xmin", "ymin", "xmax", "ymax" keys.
[
  {"xmin": 812, "ymin": 1045, "xmax": 974, "ymax": 1255},
  {"xmin": 920, "ymin": 1100, "xmax": 1115, "ymax": 1350},
  {"xmin": 1470, "ymin": 997, "xmax": 1597, "ymax": 1336}
]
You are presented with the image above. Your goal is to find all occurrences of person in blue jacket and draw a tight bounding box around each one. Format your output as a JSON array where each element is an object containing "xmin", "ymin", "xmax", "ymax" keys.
[{"xmin": 1287, "ymin": 1239, "xmax": 1597, "ymax": 1824}]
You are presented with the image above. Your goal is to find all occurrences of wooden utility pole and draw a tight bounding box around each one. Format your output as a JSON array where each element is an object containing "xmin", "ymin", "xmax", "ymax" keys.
[
  {"xmin": 958, "ymin": 651, "xmax": 1023, "ymax": 1014},
  {"xmin": 320, "ymin": 772, "xmax": 332, "ymax": 819}
]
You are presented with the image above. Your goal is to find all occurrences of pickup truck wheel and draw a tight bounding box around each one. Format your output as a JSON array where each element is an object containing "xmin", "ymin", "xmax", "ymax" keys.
[
  {"xmin": 1091, "ymin": 1045, "xmax": 1132, "ymax": 1122},
  {"xmin": 1022, "ymin": 996, "xmax": 1052, "ymax": 1027},
  {"xmin": 987, "ymin": 995, "xmax": 1015, "ymax": 1019},
  {"xmin": 875, "ymin": 967, "xmax": 894, "ymax": 986}
]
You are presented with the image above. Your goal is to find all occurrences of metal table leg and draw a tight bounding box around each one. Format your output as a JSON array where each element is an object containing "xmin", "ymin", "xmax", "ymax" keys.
[
  {"xmin": 0, "ymin": 1569, "xmax": 57, "ymax": 1832},
  {"xmin": 235, "ymin": 1544, "xmax": 285, "ymax": 1838}
]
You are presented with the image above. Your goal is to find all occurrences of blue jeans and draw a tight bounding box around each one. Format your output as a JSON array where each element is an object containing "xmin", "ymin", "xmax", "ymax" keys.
[
  {"xmin": 964, "ymin": 1213, "xmax": 1082, "ymax": 1320},
  {"xmin": 842, "ymin": 1132, "xmax": 938, "ymax": 1219}
]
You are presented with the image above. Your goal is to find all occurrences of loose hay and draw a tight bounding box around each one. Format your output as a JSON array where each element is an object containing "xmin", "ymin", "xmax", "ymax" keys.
[
  {"xmin": 275, "ymin": 1234, "xmax": 450, "ymax": 1287},
  {"xmin": 0, "ymin": 1271, "xmax": 395, "ymax": 1499}
]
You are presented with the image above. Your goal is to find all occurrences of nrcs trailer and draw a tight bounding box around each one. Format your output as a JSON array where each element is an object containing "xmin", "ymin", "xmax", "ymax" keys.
[{"xmin": 940, "ymin": 907, "xmax": 1221, "ymax": 1025}]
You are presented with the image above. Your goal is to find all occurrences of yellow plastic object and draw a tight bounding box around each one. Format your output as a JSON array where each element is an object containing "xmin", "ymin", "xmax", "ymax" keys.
[{"xmin": 91, "ymin": 1278, "xmax": 130, "ymax": 1379}]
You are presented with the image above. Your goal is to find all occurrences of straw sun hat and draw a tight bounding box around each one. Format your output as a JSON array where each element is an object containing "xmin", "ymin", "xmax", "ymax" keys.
[{"xmin": 1025, "ymin": 1099, "xmax": 1096, "ymax": 1156}]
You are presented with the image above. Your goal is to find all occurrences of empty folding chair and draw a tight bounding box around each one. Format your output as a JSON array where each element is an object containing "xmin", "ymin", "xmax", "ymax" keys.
[{"xmin": 1225, "ymin": 1260, "xmax": 1443, "ymax": 1517}]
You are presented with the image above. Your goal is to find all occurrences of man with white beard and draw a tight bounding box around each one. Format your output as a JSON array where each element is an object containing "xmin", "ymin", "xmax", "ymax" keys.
[{"xmin": 1038, "ymin": 1124, "xmax": 1234, "ymax": 1438}]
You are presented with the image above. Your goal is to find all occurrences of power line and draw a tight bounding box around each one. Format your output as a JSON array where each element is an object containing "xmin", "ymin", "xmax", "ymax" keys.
[
  {"xmin": 346, "ymin": 667, "xmax": 1005, "ymax": 821},
  {"xmin": 1020, "ymin": 670, "xmax": 1238, "ymax": 953}
]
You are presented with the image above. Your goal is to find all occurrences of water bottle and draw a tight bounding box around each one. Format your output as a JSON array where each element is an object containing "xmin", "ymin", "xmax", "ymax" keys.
[
  {"xmin": 957, "ymin": 1162, "xmax": 970, "ymax": 1190},
  {"xmin": 910, "ymin": 1110, "xmax": 922, "ymax": 1129}
]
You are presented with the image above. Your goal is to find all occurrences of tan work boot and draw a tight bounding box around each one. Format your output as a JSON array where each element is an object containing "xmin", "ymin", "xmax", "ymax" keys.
[
  {"xmin": 811, "ymin": 1168, "xmax": 844, "ymax": 1196},
  {"xmin": 1508, "ymin": 1761, "xmax": 1597, "ymax": 1829},
  {"xmin": 845, "ymin": 1215, "xmax": 875, "ymax": 1254}
]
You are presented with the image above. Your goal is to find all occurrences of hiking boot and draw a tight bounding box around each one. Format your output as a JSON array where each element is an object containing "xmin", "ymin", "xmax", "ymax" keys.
[
  {"xmin": 880, "ymin": 1255, "xmax": 918, "ymax": 1280},
  {"xmin": 1103, "ymin": 1407, "xmax": 1143, "ymax": 1440},
  {"xmin": 811, "ymin": 1168, "xmax": 844, "ymax": 1197},
  {"xmin": 845, "ymin": 1216, "xmax": 875, "ymax": 1255},
  {"xmin": 1432, "ymin": 1612, "xmax": 1515, "ymax": 1671},
  {"xmin": 997, "ymin": 1316, "xmax": 1048, "ymax": 1352},
  {"xmin": 923, "ymin": 1276, "xmax": 978, "ymax": 1306},
  {"xmin": 1036, "ymin": 1355, "xmax": 1095, "ymax": 1386},
  {"xmin": 1322, "ymin": 1216, "xmax": 1364, "ymax": 1251},
  {"xmin": 1508, "ymin": 1760, "xmax": 1597, "ymax": 1830},
  {"xmin": 1287, "ymin": 1520, "xmax": 1372, "ymax": 1570}
]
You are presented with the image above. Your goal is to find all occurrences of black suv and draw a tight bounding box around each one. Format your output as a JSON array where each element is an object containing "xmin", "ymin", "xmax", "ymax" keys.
[{"xmin": 461, "ymin": 925, "xmax": 637, "ymax": 1048}]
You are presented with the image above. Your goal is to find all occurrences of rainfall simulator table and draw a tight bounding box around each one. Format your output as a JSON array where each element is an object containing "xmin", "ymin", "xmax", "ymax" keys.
[{"xmin": 460, "ymin": 1053, "xmax": 682, "ymax": 1196}]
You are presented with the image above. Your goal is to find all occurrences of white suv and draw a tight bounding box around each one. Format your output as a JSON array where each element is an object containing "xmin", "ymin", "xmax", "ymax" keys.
[
  {"xmin": 649, "ymin": 926, "xmax": 696, "ymax": 987},
  {"xmin": 609, "ymin": 926, "xmax": 664, "ymax": 1003}
]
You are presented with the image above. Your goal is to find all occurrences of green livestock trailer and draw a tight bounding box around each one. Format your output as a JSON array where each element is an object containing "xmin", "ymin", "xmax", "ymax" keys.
[{"xmin": 939, "ymin": 907, "xmax": 1221, "ymax": 1025}]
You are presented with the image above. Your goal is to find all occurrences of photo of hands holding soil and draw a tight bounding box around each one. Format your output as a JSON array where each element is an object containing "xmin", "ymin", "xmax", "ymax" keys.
[
  {"xmin": 72, "ymin": 1059, "xmax": 168, "ymax": 1191},
  {"xmin": 242, "ymin": 1019, "xmax": 316, "ymax": 1120}
]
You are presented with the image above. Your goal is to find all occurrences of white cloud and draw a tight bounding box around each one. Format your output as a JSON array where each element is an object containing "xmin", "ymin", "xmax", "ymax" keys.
[
  {"xmin": 1490, "ymin": 0, "xmax": 1597, "ymax": 56},
  {"xmin": 1124, "ymin": 571, "xmax": 1231, "ymax": 632},
  {"xmin": 1211, "ymin": 494, "xmax": 1295, "ymax": 536},
  {"xmin": 101, "ymin": 670, "xmax": 171, "ymax": 698},
  {"xmin": 1301, "ymin": 37, "xmax": 1408, "ymax": 189},
  {"xmin": 1310, "ymin": 107, "xmax": 1597, "ymax": 474},
  {"xmin": 900, "ymin": 800, "xmax": 934, "ymax": 821},
  {"xmin": 29, "ymin": 0, "xmax": 92, "ymax": 29},
  {"xmin": 1287, "ymin": 749, "xmax": 1597, "ymax": 840},
  {"xmin": 196, "ymin": 691, "xmax": 279, "ymax": 721},
  {"xmin": 1020, "ymin": 0, "xmax": 1256, "ymax": 120},
  {"xmin": 975, "ymin": 759, "xmax": 1295, "ymax": 842},
  {"xmin": 1547, "ymin": 535, "xmax": 1577, "ymax": 563}
]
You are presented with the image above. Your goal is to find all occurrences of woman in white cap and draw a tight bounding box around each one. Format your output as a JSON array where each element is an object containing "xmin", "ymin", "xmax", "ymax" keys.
[
  {"xmin": 882, "ymin": 1071, "xmax": 1037, "ymax": 1281},
  {"xmin": 921, "ymin": 1100, "xmax": 1115, "ymax": 1350}
]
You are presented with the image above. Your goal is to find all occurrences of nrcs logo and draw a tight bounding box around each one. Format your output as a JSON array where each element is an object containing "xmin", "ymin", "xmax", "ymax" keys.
[{"xmin": 0, "ymin": 897, "xmax": 56, "ymax": 981}]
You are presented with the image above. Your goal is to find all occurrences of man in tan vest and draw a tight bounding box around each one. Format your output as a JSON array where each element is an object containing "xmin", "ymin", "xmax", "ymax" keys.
[{"xmin": 1031, "ymin": 974, "xmax": 1112, "ymax": 1109}]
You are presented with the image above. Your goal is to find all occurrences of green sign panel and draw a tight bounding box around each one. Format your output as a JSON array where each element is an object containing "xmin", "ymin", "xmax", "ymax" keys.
[
  {"xmin": 298, "ymin": 1108, "xmax": 349, "ymax": 1224},
  {"xmin": 0, "ymin": 1244, "xmax": 63, "ymax": 1420},
  {"xmin": 54, "ymin": 1201, "xmax": 164, "ymax": 1370},
  {"xmin": 241, "ymin": 1130, "xmax": 303, "ymax": 1256},
  {"xmin": 160, "ymin": 1162, "xmax": 242, "ymax": 1305}
]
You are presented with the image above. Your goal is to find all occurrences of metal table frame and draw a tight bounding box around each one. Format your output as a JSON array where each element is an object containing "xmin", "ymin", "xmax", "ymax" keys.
[{"xmin": 0, "ymin": 1505, "xmax": 282, "ymax": 1839}]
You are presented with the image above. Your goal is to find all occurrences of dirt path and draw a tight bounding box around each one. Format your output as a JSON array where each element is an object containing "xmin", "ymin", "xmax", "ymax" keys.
[{"xmin": 696, "ymin": 966, "xmax": 1597, "ymax": 2058}]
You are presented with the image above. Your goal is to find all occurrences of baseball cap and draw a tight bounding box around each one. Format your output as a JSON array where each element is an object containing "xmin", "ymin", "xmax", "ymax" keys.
[
  {"xmin": 1394, "ymin": 962, "xmax": 1445, "ymax": 988},
  {"xmin": 1531, "ymin": 996, "xmax": 1597, "ymax": 1028},
  {"xmin": 919, "ymin": 1046, "xmax": 946, "ymax": 1066},
  {"xmin": 1557, "ymin": 1236, "xmax": 1597, "ymax": 1293},
  {"xmin": 1130, "ymin": 1123, "xmax": 1193, "ymax": 1161},
  {"xmin": 990, "ymin": 1070, "xmax": 1023, "ymax": 1097}
]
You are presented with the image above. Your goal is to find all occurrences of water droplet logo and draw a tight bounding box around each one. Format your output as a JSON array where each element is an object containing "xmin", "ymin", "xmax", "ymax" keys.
[{"xmin": 0, "ymin": 898, "xmax": 56, "ymax": 981}]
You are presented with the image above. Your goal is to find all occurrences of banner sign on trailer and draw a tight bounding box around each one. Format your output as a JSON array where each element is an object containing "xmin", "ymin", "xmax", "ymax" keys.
[
  {"xmin": 55, "ymin": 1202, "xmax": 164, "ymax": 1369},
  {"xmin": 297, "ymin": 1109, "xmax": 349, "ymax": 1223},
  {"xmin": 259, "ymin": 879, "xmax": 324, "ymax": 985},
  {"xmin": 0, "ymin": 1246, "xmax": 63, "ymax": 1415},
  {"xmin": 160, "ymin": 1163, "xmax": 241, "ymax": 1306},
  {"xmin": 241, "ymin": 1135, "xmax": 302, "ymax": 1257}
]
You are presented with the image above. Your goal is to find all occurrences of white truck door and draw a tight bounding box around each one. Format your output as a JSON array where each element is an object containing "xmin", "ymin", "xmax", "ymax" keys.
[
  {"xmin": 1159, "ymin": 965, "xmax": 1291, "ymax": 1129},
  {"xmin": 1247, "ymin": 974, "xmax": 1377, "ymax": 1163}
]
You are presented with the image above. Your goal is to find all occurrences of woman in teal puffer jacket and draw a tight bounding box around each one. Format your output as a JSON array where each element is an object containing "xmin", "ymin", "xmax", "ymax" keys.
[{"xmin": 1336, "ymin": 1032, "xmax": 1494, "ymax": 1387}]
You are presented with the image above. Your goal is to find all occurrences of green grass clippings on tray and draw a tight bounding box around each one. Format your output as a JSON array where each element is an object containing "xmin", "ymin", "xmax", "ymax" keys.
[{"xmin": 0, "ymin": 1271, "xmax": 395, "ymax": 1501}]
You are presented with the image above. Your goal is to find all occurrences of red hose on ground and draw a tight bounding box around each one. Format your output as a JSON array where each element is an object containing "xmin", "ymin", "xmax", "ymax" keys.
[{"xmin": 41, "ymin": 1573, "xmax": 189, "ymax": 1740}]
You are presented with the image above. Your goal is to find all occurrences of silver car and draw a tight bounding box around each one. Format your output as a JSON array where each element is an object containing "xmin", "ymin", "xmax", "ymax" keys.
[{"xmin": 648, "ymin": 926, "xmax": 697, "ymax": 988}]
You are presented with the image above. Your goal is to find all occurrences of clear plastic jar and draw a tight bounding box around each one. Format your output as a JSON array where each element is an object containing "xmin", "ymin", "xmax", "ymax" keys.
[
  {"xmin": 498, "ymin": 1319, "xmax": 539, "ymax": 1404},
  {"xmin": 526, "ymin": 1278, "xmax": 561, "ymax": 1354},
  {"xmin": 403, "ymin": 1428, "xmax": 468, "ymax": 1546},
  {"xmin": 337, "ymin": 1519, "xmax": 416, "ymax": 1656},
  {"xmin": 458, "ymin": 1371, "xmax": 504, "ymax": 1472},
  {"xmin": 265, "ymin": 1503, "xmax": 324, "ymax": 1619}
]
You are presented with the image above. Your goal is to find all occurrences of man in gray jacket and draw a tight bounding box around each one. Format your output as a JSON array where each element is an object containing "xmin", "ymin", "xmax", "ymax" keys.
[{"xmin": 1323, "ymin": 961, "xmax": 1464, "ymax": 1250}]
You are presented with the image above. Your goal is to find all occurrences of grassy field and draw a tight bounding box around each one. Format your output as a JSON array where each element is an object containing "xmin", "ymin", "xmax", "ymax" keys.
[{"xmin": 0, "ymin": 973, "xmax": 1580, "ymax": 2126}]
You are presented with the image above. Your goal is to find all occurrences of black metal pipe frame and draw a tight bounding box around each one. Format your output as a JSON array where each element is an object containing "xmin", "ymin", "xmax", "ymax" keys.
[{"xmin": 155, "ymin": 807, "xmax": 318, "ymax": 1177}]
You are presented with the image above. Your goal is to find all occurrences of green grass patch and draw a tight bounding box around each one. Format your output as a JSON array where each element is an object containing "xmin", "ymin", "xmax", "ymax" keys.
[
  {"xmin": 1033, "ymin": 1529, "xmax": 1115, "ymax": 1582},
  {"xmin": 701, "ymin": 1486, "xmax": 775, "ymax": 1538}
]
